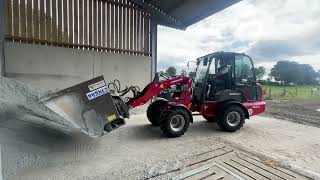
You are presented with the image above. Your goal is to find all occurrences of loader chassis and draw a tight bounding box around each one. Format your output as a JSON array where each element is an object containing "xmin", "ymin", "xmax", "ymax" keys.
[{"xmin": 116, "ymin": 52, "xmax": 265, "ymax": 137}]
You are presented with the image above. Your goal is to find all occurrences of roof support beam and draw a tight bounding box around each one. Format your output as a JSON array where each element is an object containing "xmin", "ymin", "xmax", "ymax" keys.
[{"xmin": 128, "ymin": 0, "xmax": 185, "ymax": 29}]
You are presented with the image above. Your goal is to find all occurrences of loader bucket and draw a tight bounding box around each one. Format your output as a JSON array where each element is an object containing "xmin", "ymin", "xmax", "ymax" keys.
[{"xmin": 40, "ymin": 76, "xmax": 125, "ymax": 137}]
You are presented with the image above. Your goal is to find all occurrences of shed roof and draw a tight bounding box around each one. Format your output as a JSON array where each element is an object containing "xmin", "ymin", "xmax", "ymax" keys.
[{"xmin": 130, "ymin": 0, "xmax": 241, "ymax": 29}]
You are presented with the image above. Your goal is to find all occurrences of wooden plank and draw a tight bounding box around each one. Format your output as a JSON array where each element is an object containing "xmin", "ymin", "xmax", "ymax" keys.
[
  {"xmin": 33, "ymin": 0, "xmax": 39, "ymax": 39},
  {"xmin": 102, "ymin": 1, "xmax": 106, "ymax": 48},
  {"xmin": 63, "ymin": 0, "xmax": 68, "ymax": 43},
  {"xmin": 26, "ymin": 0, "xmax": 32, "ymax": 38},
  {"xmin": 126, "ymin": 0, "xmax": 130, "ymax": 52},
  {"xmin": 57, "ymin": 0, "xmax": 62, "ymax": 42},
  {"xmin": 73, "ymin": 0, "xmax": 78, "ymax": 44},
  {"xmin": 147, "ymin": 17, "xmax": 150, "ymax": 54},
  {"xmin": 68, "ymin": 0, "xmax": 73, "ymax": 44},
  {"xmin": 141, "ymin": 11, "xmax": 144, "ymax": 53},
  {"xmin": 134, "ymin": 8, "xmax": 138, "ymax": 53},
  {"xmin": 6, "ymin": 0, "xmax": 13, "ymax": 36},
  {"xmin": 45, "ymin": 0, "xmax": 51, "ymax": 41},
  {"xmin": 88, "ymin": 0, "xmax": 92, "ymax": 48},
  {"xmin": 118, "ymin": 0, "xmax": 123, "ymax": 51},
  {"xmin": 129, "ymin": 2, "xmax": 133, "ymax": 53},
  {"xmin": 97, "ymin": 0, "xmax": 101, "ymax": 48},
  {"xmin": 107, "ymin": 1, "xmax": 111, "ymax": 49},
  {"xmin": 51, "ymin": 0, "xmax": 57, "ymax": 41},
  {"xmin": 79, "ymin": 0, "xmax": 83, "ymax": 45},
  {"xmin": 39, "ymin": 0, "xmax": 45, "ymax": 40},
  {"xmin": 12, "ymin": 0, "xmax": 19, "ymax": 37},
  {"xmin": 123, "ymin": 0, "xmax": 127, "ymax": 52},
  {"xmin": 20, "ymin": 0, "xmax": 26, "ymax": 37},
  {"xmin": 138, "ymin": 10, "xmax": 142, "ymax": 52},
  {"xmin": 114, "ymin": 0, "xmax": 118, "ymax": 51},
  {"xmin": 110, "ymin": 2, "xmax": 114, "ymax": 51},
  {"xmin": 144, "ymin": 14, "xmax": 150, "ymax": 52},
  {"xmin": 93, "ymin": 0, "xmax": 97, "ymax": 48},
  {"xmin": 83, "ymin": 0, "xmax": 88, "ymax": 45}
]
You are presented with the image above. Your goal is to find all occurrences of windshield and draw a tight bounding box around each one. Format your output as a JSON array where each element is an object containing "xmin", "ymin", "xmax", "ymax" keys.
[{"xmin": 194, "ymin": 58, "xmax": 210, "ymax": 85}]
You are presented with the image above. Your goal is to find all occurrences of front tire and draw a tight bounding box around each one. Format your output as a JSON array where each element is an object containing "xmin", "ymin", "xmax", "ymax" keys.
[
  {"xmin": 147, "ymin": 100, "xmax": 167, "ymax": 126},
  {"xmin": 217, "ymin": 105, "xmax": 245, "ymax": 132},
  {"xmin": 160, "ymin": 108, "xmax": 191, "ymax": 138}
]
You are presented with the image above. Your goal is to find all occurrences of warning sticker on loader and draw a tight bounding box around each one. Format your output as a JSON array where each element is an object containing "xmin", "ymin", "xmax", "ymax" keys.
[
  {"xmin": 106, "ymin": 114, "xmax": 117, "ymax": 122},
  {"xmin": 88, "ymin": 80, "xmax": 106, "ymax": 91},
  {"xmin": 86, "ymin": 86, "xmax": 109, "ymax": 100}
]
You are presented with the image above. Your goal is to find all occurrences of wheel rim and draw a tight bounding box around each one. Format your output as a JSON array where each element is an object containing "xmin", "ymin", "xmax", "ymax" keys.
[
  {"xmin": 226, "ymin": 111, "xmax": 241, "ymax": 127},
  {"xmin": 170, "ymin": 115, "xmax": 185, "ymax": 132}
]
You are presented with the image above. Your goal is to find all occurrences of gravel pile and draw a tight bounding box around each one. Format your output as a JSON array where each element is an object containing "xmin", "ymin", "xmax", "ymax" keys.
[{"xmin": 0, "ymin": 77, "xmax": 72, "ymax": 131}]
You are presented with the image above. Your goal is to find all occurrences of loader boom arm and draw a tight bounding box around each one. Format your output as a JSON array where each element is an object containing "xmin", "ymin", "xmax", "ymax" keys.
[{"xmin": 126, "ymin": 76, "xmax": 192, "ymax": 109}]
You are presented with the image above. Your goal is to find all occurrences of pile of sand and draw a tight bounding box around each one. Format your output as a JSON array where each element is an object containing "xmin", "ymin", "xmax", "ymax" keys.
[{"xmin": 0, "ymin": 77, "xmax": 72, "ymax": 131}]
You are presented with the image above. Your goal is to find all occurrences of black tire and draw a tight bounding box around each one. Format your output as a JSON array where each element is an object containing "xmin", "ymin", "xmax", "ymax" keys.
[
  {"xmin": 147, "ymin": 100, "xmax": 167, "ymax": 126},
  {"xmin": 217, "ymin": 105, "xmax": 245, "ymax": 132},
  {"xmin": 159, "ymin": 108, "xmax": 191, "ymax": 138}
]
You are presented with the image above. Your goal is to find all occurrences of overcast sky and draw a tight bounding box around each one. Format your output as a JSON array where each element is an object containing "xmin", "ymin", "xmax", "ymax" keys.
[{"xmin": 158, "ymin": 0, "xmax": 320, "ymax": 74}]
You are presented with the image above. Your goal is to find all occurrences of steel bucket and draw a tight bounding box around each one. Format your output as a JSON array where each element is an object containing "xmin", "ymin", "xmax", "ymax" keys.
[{"xmin": 40, "ymin": 76, "xmax": 125, "ymax": 137}]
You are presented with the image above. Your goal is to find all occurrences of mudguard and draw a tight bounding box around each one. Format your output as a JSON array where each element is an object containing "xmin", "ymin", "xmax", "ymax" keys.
[
  {"xmin": 218, "ymin": 100, "xmax": 250, "ymax": 119},
  {"xmin": 166, "ymin": 102, "xmax": 194, "ymax": 123}
]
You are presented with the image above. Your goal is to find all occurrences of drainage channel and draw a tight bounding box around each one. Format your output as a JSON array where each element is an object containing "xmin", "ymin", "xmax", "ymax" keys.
[{"xmin": 149, "ymin": 146, "xmax": 309, "ymax": 180}]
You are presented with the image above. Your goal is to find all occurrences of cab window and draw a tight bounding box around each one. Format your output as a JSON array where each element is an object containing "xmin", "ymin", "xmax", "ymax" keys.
[{"xmin": 235, "ymin": 55, "xmax": 254, "ymax": 84}]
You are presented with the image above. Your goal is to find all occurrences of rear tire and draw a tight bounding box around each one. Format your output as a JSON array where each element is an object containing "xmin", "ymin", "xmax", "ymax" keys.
[
  {"xmin": 147, "ymin": 100, "xmax": 167, "ymax": 126},
  {"xmin": 160, "ymin": 108, "xmax": 190, "ymax": 138},
  {"xmin": 217, "ymin": 105, "xmax": 245, "ymax": 132}
]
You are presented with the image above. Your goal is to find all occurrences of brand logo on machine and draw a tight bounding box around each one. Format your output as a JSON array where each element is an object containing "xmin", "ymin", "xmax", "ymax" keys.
[
  {"xmin": 88, "ymin": 80, "xmax": 106, "ymax": 91},
  {"xmin": 86, "ymin": 86, "xmax": 109, "ymax": 100}
]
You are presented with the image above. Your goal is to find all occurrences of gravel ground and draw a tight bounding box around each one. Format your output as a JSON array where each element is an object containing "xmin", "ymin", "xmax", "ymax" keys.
[
  {"xmin": 1, "ymin": 77, "xmax": 320, "ymax": 179},
  {"xmin": 263, "ymin": 99, "xmax": 320, "ymax": 127},
  {"xmin": 1, "ymin": 115, "xmax": 319, "ymax": 180}
]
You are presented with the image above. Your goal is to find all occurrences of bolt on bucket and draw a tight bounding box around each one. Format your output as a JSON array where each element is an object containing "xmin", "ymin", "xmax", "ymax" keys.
[{"xmin": 40, "ymin": 76, "xmax": 125, "ymax": 137}]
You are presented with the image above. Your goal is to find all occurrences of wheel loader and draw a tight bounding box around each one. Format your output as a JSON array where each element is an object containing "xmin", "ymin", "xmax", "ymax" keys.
[{"xmin": 41, "ymin": 51, "xmax": 266, "ymax": 137}]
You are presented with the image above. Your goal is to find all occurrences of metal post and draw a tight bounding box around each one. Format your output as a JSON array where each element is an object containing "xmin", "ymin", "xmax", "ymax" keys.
[
  {"xmin": 150, "ymin": 22, "xmax": 157, "ymax": 81},
  {"xmin": 0, "ymin": 0, "xmax": 5, "ymax": 76}
]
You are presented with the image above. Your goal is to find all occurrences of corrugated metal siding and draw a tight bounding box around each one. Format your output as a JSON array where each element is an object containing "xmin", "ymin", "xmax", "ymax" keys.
[{"xmin": 5, "ymin": 0, "xmax": 151, "ymax": 56}]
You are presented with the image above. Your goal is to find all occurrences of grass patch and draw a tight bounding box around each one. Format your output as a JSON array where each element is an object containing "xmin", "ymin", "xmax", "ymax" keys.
[{"xmin": 262, "ymin": 85, "xmax": 320, "ymax": 100}]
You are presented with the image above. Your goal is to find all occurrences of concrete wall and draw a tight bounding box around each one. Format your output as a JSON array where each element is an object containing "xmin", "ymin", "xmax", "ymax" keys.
[{"xmin": 4, "ymin": 42, "xmax": 151, "ymax": 91}]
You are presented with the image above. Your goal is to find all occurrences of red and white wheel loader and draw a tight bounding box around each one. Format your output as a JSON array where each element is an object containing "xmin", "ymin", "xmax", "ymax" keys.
[{"xmin": 42, "ymin": 51, "xmax": 266, "ymax": 137}]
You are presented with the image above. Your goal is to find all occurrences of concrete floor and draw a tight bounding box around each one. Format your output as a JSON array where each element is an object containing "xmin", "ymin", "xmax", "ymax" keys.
[{"xmin": 1, "ymin": 115, "xmax": 320, "ymax": 179}]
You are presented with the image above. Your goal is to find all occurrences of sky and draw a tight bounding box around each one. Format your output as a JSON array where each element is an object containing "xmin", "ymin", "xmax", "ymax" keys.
[{"xmin": 157, "ymin": 0, "xmax": 320, "ymax": 75}]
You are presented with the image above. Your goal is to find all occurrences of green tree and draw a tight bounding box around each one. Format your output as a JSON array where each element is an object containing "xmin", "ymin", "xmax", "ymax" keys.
[
  {"xmin": 269, "ymin": 61, "xmax": 318, "ymax": 85},
  {"xmin": 181, "ymin": 69, "xmax": 187, "ymax": 76},
  {"xmin": 165, "ymin": 66, "xmax": 177, "ymax": 77},
  {"xmin": 254, "ymin": 66, "xmax": 266, "ymax": 81}
]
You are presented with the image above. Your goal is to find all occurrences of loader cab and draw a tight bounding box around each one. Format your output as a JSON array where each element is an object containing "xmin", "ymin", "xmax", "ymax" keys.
[{"xmin": 192, "ymin": 52, "xmax": 260, "ymax": 104}]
